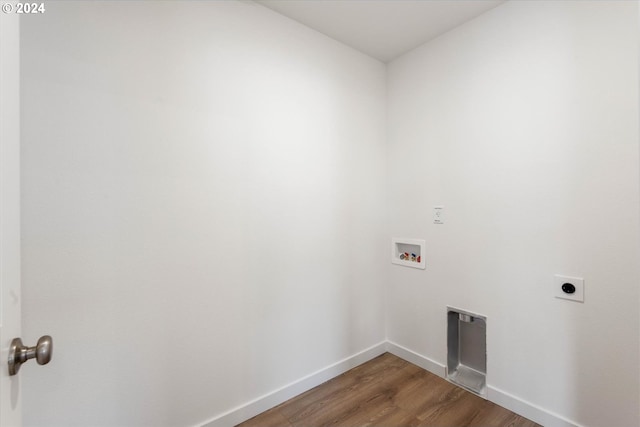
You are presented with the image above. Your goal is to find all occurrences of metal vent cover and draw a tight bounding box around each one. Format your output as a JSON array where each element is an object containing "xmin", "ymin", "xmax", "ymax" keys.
[{"xmin": 447, "ymin": 307, "xmax": 487, "ymax": 397}]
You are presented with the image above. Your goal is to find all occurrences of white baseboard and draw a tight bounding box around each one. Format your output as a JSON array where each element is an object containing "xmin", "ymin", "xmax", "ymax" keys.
[
  {"xmin": 488, "ymin": 385, "xmax": 582, "ymax": 427},
  {"xmin": 384, "ymin": 340, "xmax": 447, "ymax": 378},
  {"xmin": 198, "ymin": 341, "xmax": 387, "ymax": 427},
  {"xmin": 199, "ymin": 340, "xmax": 581, "ymax": 427}
]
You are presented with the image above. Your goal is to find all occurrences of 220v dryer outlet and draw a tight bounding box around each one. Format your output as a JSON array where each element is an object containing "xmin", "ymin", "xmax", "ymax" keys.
[{"xmin": 553, "ymin": 275, "xmax": 584, "ymax": 303}]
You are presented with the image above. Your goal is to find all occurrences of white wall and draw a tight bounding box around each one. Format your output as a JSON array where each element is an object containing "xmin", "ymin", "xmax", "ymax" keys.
[
  {"xmin": 386, "ymin": 2, "xmax": 639, "ymax": 427},
  {"xmin": 20, "ymin": 2, "xmax": 387, "ymax": 426}
]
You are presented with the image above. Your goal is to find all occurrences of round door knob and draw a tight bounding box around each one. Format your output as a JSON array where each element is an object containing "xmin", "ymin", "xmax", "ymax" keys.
[
  {"xmin": 7, "ymin": 335, "xmax": 53, "ymax": 376},
  {"xmin": 35, "ymin": 335, "xmax": 53, "ymax": 365}
]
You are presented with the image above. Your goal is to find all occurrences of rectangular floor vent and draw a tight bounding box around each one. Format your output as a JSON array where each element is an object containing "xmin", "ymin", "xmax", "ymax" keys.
[{"xmin": 447, "ymin": 307, "xmax": 487, "ymax": 397}]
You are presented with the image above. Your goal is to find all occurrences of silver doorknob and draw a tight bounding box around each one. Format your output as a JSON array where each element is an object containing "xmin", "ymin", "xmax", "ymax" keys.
[{"xmin": 8, "ymin": 335, "xmax": 53, "ymax": 376}]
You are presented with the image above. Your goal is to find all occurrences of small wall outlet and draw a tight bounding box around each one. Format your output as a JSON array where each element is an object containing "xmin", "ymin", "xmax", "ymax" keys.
[
  {"xmin": 433, "ymin": 206, "xmax": 444, "ymax": 224},
  {"xmin": 553, "ymin": 275, "xmax": 584, "ymax": 303}
]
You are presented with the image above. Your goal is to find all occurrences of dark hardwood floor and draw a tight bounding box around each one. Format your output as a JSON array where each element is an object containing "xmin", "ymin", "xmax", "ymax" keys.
[{"xmin": 237, "ymin": 352, "xmax": 540, "ymax": 427}]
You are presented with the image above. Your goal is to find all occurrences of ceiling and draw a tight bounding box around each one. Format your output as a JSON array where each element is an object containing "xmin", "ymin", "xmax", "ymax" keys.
[{"xmin": 256, "ymin": 0, "xmax": 506, "ymax": 62}]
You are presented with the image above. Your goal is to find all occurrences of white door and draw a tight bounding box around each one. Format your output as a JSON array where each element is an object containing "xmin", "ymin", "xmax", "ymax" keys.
[{"xmin": 1, "ymin": 9, "xmax": 22, "ymax": 427}]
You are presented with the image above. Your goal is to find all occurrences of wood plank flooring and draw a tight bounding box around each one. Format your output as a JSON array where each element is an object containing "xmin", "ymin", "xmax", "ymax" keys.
[{"xmin": 237, "ymin": 353, "xmax": 540, "ymax": 427}]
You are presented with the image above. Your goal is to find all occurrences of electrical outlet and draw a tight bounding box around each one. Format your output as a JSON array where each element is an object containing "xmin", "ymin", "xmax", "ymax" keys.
[
  {"xmin": 433, "ymin": 206, "xmax": 444, "ymax": 224},
  {"xmin": 553, "ymin": 275, "xmax": 584, "ymax": 303}
]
